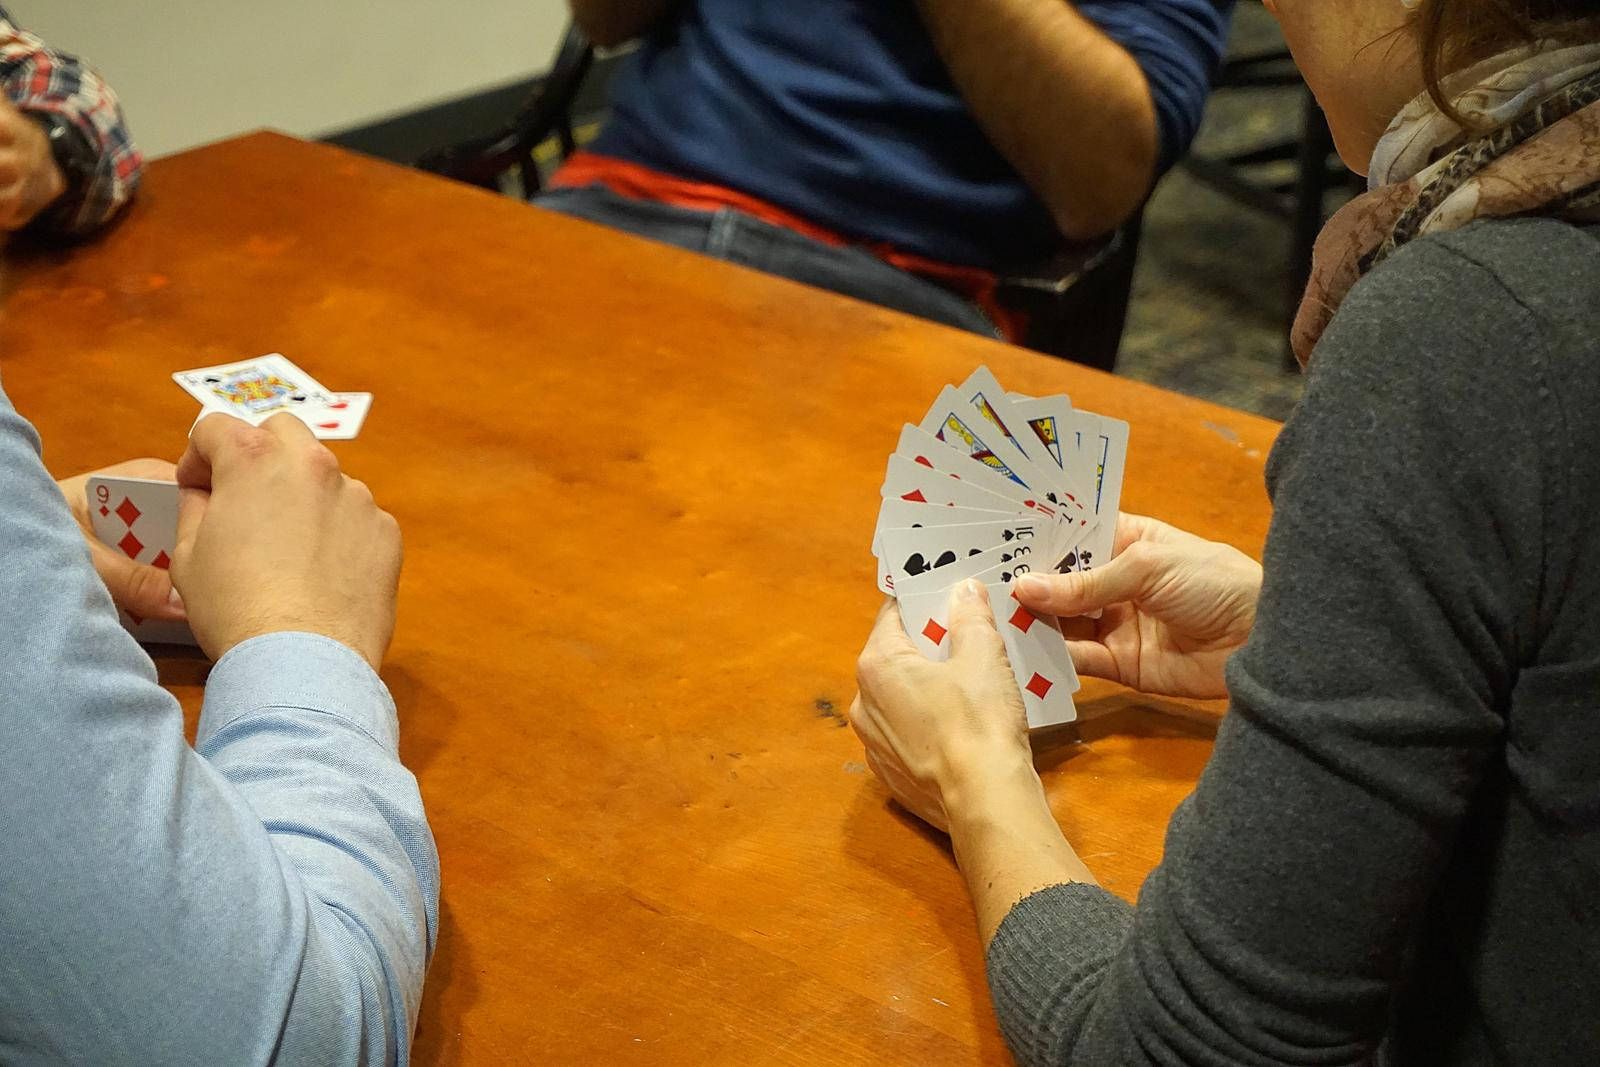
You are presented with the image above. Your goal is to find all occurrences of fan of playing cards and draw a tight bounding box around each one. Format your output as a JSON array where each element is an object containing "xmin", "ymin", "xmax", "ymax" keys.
[{"xmin": 871, "ymin": 366, "xmax": 1128, "ymax": 729}]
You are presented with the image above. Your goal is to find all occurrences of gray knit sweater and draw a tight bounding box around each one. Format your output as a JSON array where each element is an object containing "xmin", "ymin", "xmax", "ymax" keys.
[{"xmin": 987, "ymin": 217, "xmax": 1600, "ymax": 1065}]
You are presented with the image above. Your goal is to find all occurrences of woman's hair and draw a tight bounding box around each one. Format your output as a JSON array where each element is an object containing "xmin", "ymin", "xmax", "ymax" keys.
[{"xmin": 1417, "ymin": 1, "xmax": 1600, "ymax": 122}]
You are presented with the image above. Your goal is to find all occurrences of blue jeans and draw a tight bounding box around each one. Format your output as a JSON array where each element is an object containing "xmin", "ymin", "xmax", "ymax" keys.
[{"xmin": 536, "ymin": 185, "xmax": 1003, "ymax": 340}]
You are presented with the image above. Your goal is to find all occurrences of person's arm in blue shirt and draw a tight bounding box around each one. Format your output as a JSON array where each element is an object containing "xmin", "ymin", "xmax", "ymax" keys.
[
  {"xmin": 915, "ymin": 0, "xmax": 1233, "ymax": 239},
  {"xmin": 0, "ymin": 390, "xmax": 438, "ymax": 1065}
]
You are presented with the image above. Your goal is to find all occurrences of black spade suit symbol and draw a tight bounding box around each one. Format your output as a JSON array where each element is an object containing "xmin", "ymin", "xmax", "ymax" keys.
[{"xmin": 904, "ymin": 553, "xmax": 931, "ymax": 576}]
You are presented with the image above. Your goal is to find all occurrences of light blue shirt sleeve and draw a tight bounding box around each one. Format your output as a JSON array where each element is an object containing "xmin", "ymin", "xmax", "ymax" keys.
[{"xmin": 0, "ymin": 380, "xmax": 439, "ymax": 1066}]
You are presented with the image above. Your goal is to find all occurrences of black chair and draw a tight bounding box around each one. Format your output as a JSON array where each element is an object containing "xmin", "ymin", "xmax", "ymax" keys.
[
  {"xmin": 415, "ymin": 20, "xmax": 1140, "ymax": 371},
  {"xmin": 415, "ymin": 24, "xmax": 595, "ymax": 197},
  {"xmin": 1181, "ymin": 49, "xmax": 1360, "ymax": 362}
]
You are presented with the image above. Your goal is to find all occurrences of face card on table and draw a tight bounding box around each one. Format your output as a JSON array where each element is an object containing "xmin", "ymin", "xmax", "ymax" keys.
[
  {"xmin": 85, "ymin": 475, "xmax": 197, "ymax": 646},
  {"xmin": 173, "ymin": 354, "xmax": 335, "ymax": 420},
  {"xmin": 878, "ymin": 518, "xmax": 1049, "ymax": 595}
]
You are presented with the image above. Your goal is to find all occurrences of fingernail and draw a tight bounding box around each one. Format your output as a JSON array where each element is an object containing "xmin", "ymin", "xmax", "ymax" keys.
[
  {"xmin": 1017, "ymin": 574, "xmax": 1050, "ymax": 598},
  {"xmin": 167, "ymin": 587, "xmax": 185, "ymax": 610},
  {"xmin": 957, "ymin": 577, "xmax": 986, "ymax": 601}
]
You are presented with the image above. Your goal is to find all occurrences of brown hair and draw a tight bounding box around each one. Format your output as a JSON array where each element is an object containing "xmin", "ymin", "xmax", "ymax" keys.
[{"xmin": 1415, "ymin": 1, "xmax": 1600, "ymax": 124}]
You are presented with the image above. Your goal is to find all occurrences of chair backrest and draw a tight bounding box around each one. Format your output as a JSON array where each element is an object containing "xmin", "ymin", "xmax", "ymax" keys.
[{"xmin": 416, "ymin": 22, "xmax": 595, "ymax": 193}]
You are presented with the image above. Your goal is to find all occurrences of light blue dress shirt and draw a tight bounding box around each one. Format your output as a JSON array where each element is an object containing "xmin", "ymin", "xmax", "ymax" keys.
[{"xmin": 0, "ymin": 379, "xmax": 439, "ymax": 1065}]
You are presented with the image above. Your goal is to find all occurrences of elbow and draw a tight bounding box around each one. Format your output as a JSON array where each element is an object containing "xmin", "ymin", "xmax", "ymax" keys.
[
  {"xmin": 1044, "ymin": 133, "xmax": 1157, "ymax": 242},
  {"xmin": 1043, "ymin": 171, "xmax": 1149, "ymax": 244}
]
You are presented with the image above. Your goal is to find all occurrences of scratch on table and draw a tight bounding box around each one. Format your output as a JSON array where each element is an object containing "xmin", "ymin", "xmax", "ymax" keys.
[
  {"xmin": 842, "ymin": 761, "xmax": 867, "ymax": 775},
  {"xmin": 1203, "ymin": 420, "xmax": 1240, "ymax": 444},
  {"xmin": 814, "ymin": 698, "xmax": 849, "ymax": 728}
]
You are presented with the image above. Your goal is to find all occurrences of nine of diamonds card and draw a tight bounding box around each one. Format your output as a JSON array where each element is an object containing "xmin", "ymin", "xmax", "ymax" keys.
[{"xmin": 871, "ymin": 365, "xmax": 1130, "ymax": 728}]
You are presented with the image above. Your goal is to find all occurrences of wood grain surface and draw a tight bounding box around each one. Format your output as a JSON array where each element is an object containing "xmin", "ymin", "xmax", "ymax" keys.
[{"xmin": 0, "ymin": 133, "xmax": 1283, "ymax": 1064}]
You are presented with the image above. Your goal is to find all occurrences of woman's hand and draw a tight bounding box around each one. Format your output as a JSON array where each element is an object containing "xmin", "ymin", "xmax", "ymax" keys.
[
  {"xmin": 56, "ymin": 458, "xmax": 187, "ymax": 624},
  {"xmin": 851, "ymin": 579, "xmax": 1039, "ymax": 832},
  {"xmin": 1015, "ymin": 512, "xmax": 1261, "ymax": 699}
]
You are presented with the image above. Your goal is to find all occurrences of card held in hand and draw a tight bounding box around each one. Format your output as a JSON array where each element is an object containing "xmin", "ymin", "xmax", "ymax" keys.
[
  {"xmin": 86, "ymin": 474, "xmax": 197, "ymax": 647},
  {"xmin": 873, "ymin": 365, "xmax": 1131, "ymax": 728}
]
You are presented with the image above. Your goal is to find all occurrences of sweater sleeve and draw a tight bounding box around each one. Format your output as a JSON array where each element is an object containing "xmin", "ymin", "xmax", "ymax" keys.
[
  {"xmin": 0, "ymin": 380, "xmax": 438, "ymax": 1066},
  {"xmin": 984, "ymin": 231, "xmax": 1556, "ymax": 1064}
]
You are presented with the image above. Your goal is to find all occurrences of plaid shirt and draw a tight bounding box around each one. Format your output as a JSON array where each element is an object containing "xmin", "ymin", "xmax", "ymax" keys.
[{"xmin": 0, "ymin": 6, "xmax": 141, "ymax": 236}]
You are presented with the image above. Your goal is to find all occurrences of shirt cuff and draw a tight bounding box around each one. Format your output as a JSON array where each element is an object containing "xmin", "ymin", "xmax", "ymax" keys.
[
  {"xmin": 985, "ymin": 883, "xmax": 1134, "ymax": 1065},
  {"xmin": 197, "ymin": 632, "xmax": 398, "ymax": 752}
]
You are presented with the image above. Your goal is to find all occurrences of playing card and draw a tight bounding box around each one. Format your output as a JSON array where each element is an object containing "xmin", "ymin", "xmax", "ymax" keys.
[
  {"xmin": 918, "ymin": 385, "xmax": 1058, "ymax": 496},
  {"xmin": 1007, "ymin": 395, "xmax": 1098, "ymax": 507},
  {"xmin": 892, "ymin": 540, "xmax": 1046, "ymax": 600},
  {"xmin": 173, "ymin": 354, "xmax": 335, "ymax": 420},
  {"xmin": 870, "ymin": 499, "xmax": 1014, "ymax": 558},
  {"xmin": 85, "ymin": 475, "xmax": 197, "ymax": 646},
  {"xmin": 879, "ymin": 454, "xmax": 1038, "ymax": 515},
  {"xmin": 895, "ymin": 581, "xmax": 1078, "ymax": 727},
  {"xmin": 890, "ymin": 424, "xmax": 1093, "ymax": 564},
  {"xmin": 1059, "ymin": 411, "xmax": 1130, "ymax": 573},
  {"xmin": 194, "ymin": 390, "xmax": 372, "ymax": 441},
  {"xmin": 956, "ymin": 366, "xmax": 1054, "ymax": 471},
  {"xmin": 878, "ymin": 518, "xmax": 1050, "ymax": 595}
]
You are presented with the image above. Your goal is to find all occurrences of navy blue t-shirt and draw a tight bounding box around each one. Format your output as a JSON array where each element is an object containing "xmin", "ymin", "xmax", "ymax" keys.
[{"xmin": 589, "ymin": 0, "xmax": 1233, "ymax": 269}]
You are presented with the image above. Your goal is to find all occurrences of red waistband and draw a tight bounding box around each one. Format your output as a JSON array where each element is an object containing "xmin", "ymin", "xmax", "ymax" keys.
[{"xmin": 549, "ymin": 151, "xmax": 1026, "ymax": 341}]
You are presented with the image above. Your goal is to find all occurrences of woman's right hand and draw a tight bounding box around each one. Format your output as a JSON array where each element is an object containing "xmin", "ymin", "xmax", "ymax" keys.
[{"xmin": 1014, "ymin": 513, "xmax": 1262, "ymax": 699}]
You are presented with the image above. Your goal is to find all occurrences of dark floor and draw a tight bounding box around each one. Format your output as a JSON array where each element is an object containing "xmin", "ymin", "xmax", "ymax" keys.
[{"xmin": 1117, "ymin": 5, "xmax": 1340, "ymax": 421}]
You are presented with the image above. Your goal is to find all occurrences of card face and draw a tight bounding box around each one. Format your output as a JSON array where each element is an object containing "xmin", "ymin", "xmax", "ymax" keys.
[
  {"xmin": 173, "ymin": 354, "xmax": 335, "ymax": 420},
  {"xmin": 86, "ymin": 475, "xmax": 197, "ymax": 647},
  {"xmin": 892, "ymin": 539, "xmax": 1048, "ymax": 600},
  {"xmin": 892, "ymin": 425, "xmax": 1085, "ymax": 546},
  {"xmin": 879, "ymin": 454, "xmax": 1035, "ymax": 515},
  {"xmin": 918, "ymin": 385, "xmax": 1056, "ymax": 495},
  {"xmin": 895, "ymin": 582, "xmax": 1077, "ymax": 727},
  {"xmin": 989, "ymin": 584, "xmax": 1079, "ymax": 727},
  {"xmin": 871, "ymin": 499, "xmax": 1014, "ymax": 559},
  {"xmin": 197, "ymin": 390, "xmax": 372, "ymax": 441},
  {"xmin": 957, "ymin": 367, "xmax": 1053, "ymax": 472},
  {"xmin": 879, "ymin": 518, "xmax": 1049, "ymax": 595}
]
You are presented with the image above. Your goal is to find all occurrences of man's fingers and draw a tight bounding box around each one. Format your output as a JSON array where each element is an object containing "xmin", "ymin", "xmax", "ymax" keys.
[
  {"xmin": 175, "ymin": 413, "xmax": 244, "ymax": 491},
  {"xmin": 946, "ymin": 578, "xmax": 1005, "ymax": 665},
  {"xmin": 174, "ymin": 485, "xmax": 209, "ymax": 565},
  {"xmin": 1014, "ymin": 544, "xmax": 1160, "ymax": 617},
  {"xmin": 87, "ymin": 538, "xmax": 185, "ymax": 621}
]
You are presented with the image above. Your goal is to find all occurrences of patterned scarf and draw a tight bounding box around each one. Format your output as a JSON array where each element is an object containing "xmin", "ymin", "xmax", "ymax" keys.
[{"xmin": 1292, "ymin": 42, "xmax": 1600, "ymax": 366}]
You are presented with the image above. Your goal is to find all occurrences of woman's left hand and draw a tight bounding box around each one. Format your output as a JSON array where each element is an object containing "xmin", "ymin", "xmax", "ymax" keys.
[{"xmin": 851, "ymin": 579, "xmax": 1038, "ymax": 833}]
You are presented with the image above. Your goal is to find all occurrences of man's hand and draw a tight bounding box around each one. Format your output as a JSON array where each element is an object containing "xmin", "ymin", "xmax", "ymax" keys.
[
  {"xmin": 57, "ymin": 458, "xmax": 187, "ymax": 624},
  {"xmin": 172, "ymin": 413, "xmax": 403, "ymax": 668},
  {"xmin": 0, "ymin": 97, "xmax": 66, "ymax": 231},
  {"xmin": 1015, "ymin": 513, "xmax": 1262, "ymax": 699}
]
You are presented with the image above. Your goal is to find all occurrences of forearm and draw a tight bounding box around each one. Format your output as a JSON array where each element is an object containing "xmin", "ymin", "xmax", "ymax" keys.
[
  {"xmin": 568, "ymin": 0, "xmax": 679, "ymax": 47},
  {"xmin": 914, "ymin": 0, "xmax": 1156, "ymax": 240},
  {"xmin": 947, "ymin": 757, "xmax": 1097, "ymax": 947}
]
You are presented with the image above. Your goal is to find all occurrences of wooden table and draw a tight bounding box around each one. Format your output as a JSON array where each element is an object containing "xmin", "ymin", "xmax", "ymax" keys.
[{"xmin": 0, "ymin": 133, "xmax": 1282, "ymax": 1064}]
